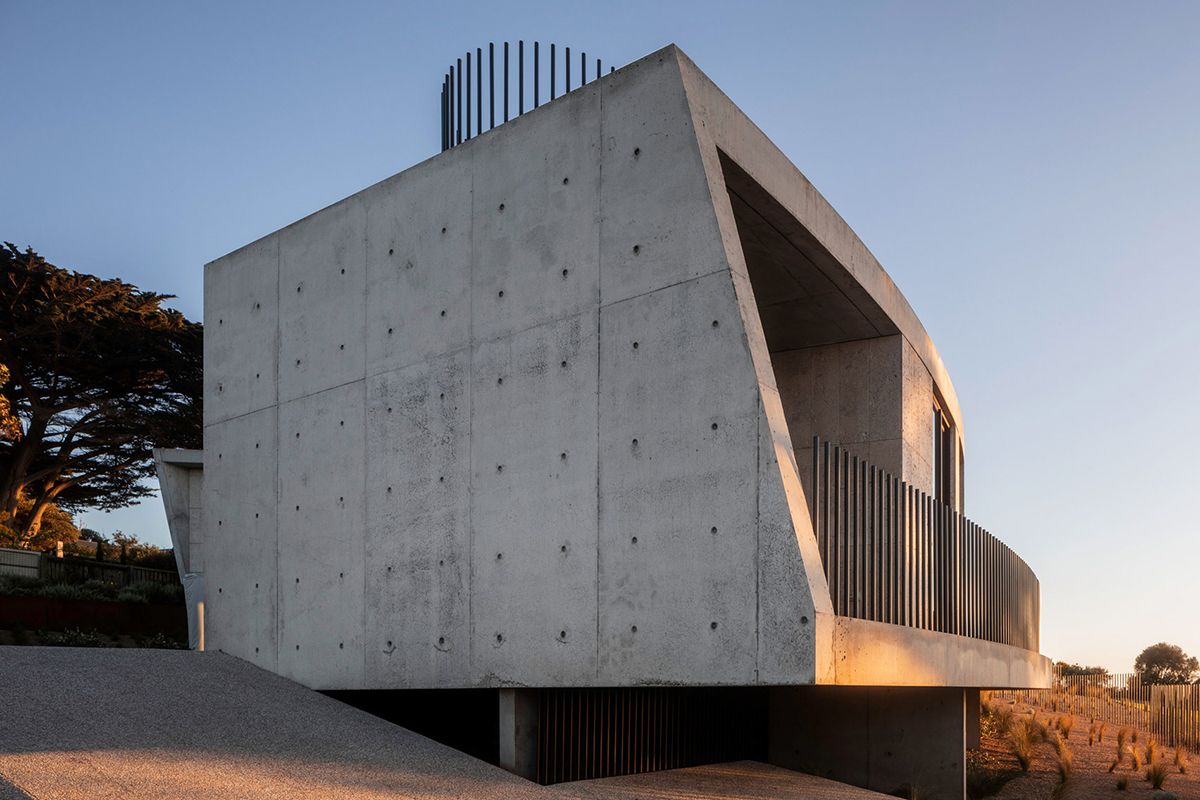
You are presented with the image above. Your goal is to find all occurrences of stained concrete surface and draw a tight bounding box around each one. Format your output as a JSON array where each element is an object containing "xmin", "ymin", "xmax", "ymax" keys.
[{"xmin": 0, "ymin": 647, "xmax": 890, "ymax": 799}]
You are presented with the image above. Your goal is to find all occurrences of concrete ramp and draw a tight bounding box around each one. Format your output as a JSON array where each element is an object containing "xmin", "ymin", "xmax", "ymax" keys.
[{"xmin": 0, "ymin": 647, "xmax": 888, "ymax": 799}]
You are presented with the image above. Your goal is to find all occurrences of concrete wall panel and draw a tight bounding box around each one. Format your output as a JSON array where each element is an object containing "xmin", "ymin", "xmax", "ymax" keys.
[
  {"xmin": 364, "ymin": 157, "xmax": 472, "ymax": 378},
  {"xmin": 599, "ymin": 53, "xmax": 726, "ymax": 306},
  {"xmin": 470, "ymin": 313, "xmax": 600, "ymax": 686},
  {"xmin": 364, "ymin": 353, "xmax": 471, "ymax": 688},
  {"xmin": 279, "ymin": 196, "xmax": 367, "ymax": 404},
  {"xmin": 597, "ymin": 273, "xmax": 759, "ymax": 685},
  {"xmin": 277, "ymin": 382, "xmax": 366, "ymax": 689},
  {"xmin": 471, "ymin": 88, "xmax": 601, "ymax": 343},
  {"xmin": 203, "ymin": 408, "xmax": 278, "ymax": 672},
  {"xmin": 203, "ymin": 236, "xmax": 279, "ymax": 426}
]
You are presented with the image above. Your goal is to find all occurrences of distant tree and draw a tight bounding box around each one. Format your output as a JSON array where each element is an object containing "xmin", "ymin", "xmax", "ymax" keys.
[
  {"xmin": 0, "ymin": 494, "xmax": 80, "ymax": 551},
  {"xmin": 0, "ymin": 365, "xmax": 20, "ymax": 441},
  {"xmin": 1134, "ymin": 643, "xmax": 1199, "ymax": 685},
  {"xmin": 0, "ymin": 244, "xmax": 202, "ymax": 546}
]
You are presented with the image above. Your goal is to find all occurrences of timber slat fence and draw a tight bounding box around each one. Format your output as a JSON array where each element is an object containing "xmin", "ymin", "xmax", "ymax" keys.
[
  {"xmin": 811, "ymin": 438, "xmax": 1040, "ymax": 651},
  {"xmin": 996, "ymin": 671, "xmax": 1200, "ymax": 751},
  {"xmin": 0, "ymin": 546, "xmax": 179, "ymax": 587}
]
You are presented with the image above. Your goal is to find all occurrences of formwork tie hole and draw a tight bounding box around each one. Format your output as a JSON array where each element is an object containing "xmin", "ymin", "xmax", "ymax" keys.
[
  {"xmin": 560, "ymin": 631, "xmax": 567, "ymax": 639},
  {"xmin": 440, "ymin": 310, "xmax": 446, "ymax": 317},
  {"xmin": 498, "ymin": 291, "xmax": 504, "ymax": 298},
  {"xmin": 632, "ymin": 536, "xmax": 638, "ymax": 544},
  {"xmin": 711, "ymin": 622, "xmax": 718, "ymax": 630},
  {"xmin": 440, "ymin": 393, "xmax": 445, "ymax": 399},
  {"xmin": 441, "ymin": 227, "xmax": 446, "ymax": 234},
  {"xmin": 631, "ymin": 626, "xmax": 637, "ymax": 633},
  {"xmin": 340, "ymin": 642, "xmax": 344, "ymax": 649},
  {"xmin": 801, "ymin": 616, "xmax": 809, "ymax": 625},
  {"xmin": 712, "ymin": 423, "xmax": 718, "ymax": 430},
  {"xmin": 561, "ymin": 360, "xmax": 567, "ymax": 368},
  {"xmin": 632, "ymin": 341, "xmax": 638, "ymax": 349},
  {"xmin": 633, "ymin": 245, "xmax": 640, "ymax": 254},
  {"xmin": 563, "ymin": 177, "xmax": 569, "ymax": 185},
  {"xmin": 340, "ymin": 268, "xmax": 345, "ymax": 274},
  {"xmin": 711, "ymin": 526, "xmax": 718, "ymax": 534},
  {"xmin": 388, "ymin": 328, "xmax": 393, "ymax": 335},
  {"xmin": 632, "ymin": 438, "xmax": 638, "ymax": 446},
  {"xmin": 712, "ymin": 320, "xmax": 719, "ymax": 328},
  {"xmin": 560, "ymin": 452, "xmax": 567, "ymax": 459},
  {"xmin": 389, "ymin": 248, "xmax": 394, "ymax": 256},
  {"xmin": 498, "ymin": 375, "xmax": 504, "ymax": 384},
  {"xmin": 497, "ymin": 553, "xmax": 503, "ymax": 560},
  {"xmin": 634, "ymin": 147, "xmax": 640, "ymax": 156},
  {"xmin": 496, "ymin": 634, "xmax": 503, "ymax": 643},
  {"xmin": 439, "ymin": 637, "xmax": 445, "ymax": 645},
  {"xmin": 499, "ymin": 203, "xmax": 505, "ymax": 211},
  {"xmin": 562, "ymin": 269, "xmax": 568, "ymax": 277}
]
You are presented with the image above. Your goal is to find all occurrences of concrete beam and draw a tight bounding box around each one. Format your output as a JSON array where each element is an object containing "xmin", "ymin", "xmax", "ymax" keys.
[{"xmin": 827, "ymin": 615, "xmax": 1052, "ymax": 689}]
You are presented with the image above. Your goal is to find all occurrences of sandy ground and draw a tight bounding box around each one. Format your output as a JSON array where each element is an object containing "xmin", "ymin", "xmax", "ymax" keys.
[{"xmin": 977, "ymin": 697, "xmax": 1198, "ymax": 800}]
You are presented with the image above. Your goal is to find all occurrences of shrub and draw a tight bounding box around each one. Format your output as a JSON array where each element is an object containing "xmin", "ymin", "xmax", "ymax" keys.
[
  {"xmin": 1174, "ymin": 747, "xmax": 1188, "ymax": 774},
  {"xmin": 139, "ymin": 631, "xmax": 188, "ymax": 650},
  {"xmin": 43, "ymin": 627, "xmax": 110, "ymax": 647},
  {"xmin": 1132, "ymin": 728, "xmax": 1139, "ymax": 743},
  {"xmin": 1133, "ymin": 745, "xmax": 1142, "ymax": 771},
  {"xmin": 1146, "ymin": 737, "xmax": 1158, "ymax": 765},
  {"xmin": 1118, "ymin": 727, "xmax": 1129, "ymax": 750},
  {"xmin": 1116, "ymin": 776, "xmax": 1128, "ymax": 790},
  {"xmin": 1099, "ymin": 721, "xmax": 1108, "ymax": 742},
  {"xmin": 1146, "ymin": 762, "xmax": 1169, "ymax": 790}
]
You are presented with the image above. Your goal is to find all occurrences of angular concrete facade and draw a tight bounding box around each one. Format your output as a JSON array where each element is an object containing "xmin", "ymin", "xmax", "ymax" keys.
[{"xmin": 172, "ymin": 44, "xmax": 1051, "ymax": 800}]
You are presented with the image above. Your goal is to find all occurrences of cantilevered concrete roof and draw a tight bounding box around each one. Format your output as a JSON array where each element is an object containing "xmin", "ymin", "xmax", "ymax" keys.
[{"xmin": 0, "ymin": 647, "xmax": 891, "ymax": 799}]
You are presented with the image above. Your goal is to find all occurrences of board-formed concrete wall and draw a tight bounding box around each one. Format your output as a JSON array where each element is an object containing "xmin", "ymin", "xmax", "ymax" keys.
[{"xmin": 203, "ymin": 45, "xmax": 1043, "ymax": 692}]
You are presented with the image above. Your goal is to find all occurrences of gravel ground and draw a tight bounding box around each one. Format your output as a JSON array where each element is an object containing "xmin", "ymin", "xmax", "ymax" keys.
[{"xmin": 0, "ymin": 647, "xmax": 889, "ymax": 799}]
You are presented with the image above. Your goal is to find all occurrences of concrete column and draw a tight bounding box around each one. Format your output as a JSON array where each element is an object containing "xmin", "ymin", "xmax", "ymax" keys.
[
  {"xmin": 768, "ymin": 686, "xmax": 966, "ymax": 800},
  {"xmin": 498, "ymin": 688, "xmax": 539, "ymax": 781},
  {"xmin": 966, "ymin": 689, "xmax": 981, "ymax": 750}
]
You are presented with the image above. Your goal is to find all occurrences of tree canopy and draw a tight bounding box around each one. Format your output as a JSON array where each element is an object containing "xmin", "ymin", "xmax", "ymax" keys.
[
  {"xmin": 1134, "ymin": 642, "xmax": 1199, "ymax": 685},
  {"xmin": 0, "ymin": 243, "xmax": 202, "ymax": 547}
]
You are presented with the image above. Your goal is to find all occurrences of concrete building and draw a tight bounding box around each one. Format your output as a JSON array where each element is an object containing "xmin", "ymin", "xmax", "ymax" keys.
[{"xmin": 158, "ymin": 44, "xmax": 1050, "ymax": 800}]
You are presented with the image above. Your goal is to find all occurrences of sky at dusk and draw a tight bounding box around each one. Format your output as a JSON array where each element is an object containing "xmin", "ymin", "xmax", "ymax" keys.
[{"xmin": 3, "ymin": 1, "xmax": 1197, "ymax": 674}]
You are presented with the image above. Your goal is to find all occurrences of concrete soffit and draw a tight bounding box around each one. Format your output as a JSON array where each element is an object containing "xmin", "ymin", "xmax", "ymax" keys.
[{"xmin": 671, "ymin": 48, "xmax": 964, "ymax": 444}]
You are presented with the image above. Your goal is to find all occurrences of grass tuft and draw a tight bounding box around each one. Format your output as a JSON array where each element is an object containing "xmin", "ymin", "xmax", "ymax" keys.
[
  {"xmin": 1133, "ymin": 744, "xmax": 1142, "ymax": 771},
  {"xmin": 1175, "ymin": 746, "xmax": 1189, "ymax": 774},
  {"xmin": 1099, "ymin": 721, "xmax": 1108, "ymax": 742},
  {"xmin": 1146, "ymin": 762, "xmax": 1169, "ymax": 790},
  {"xmin": 1145, "ymin": 737, "xmax": 1158, "ymax": 764},
  {"xmin": 1049, "ymin": 736, "xmax": 1073, "ymax": 800},
  {"xmin": 1057, "ymin": 714, "xmax": 1074, "ymax": 740},
  {"xmin": 1116, "ymin": 776, "xmax": 1128, "ymax": 790},
  {"xmin": 1117, "ymin": 727, "xmax": 1129, "ymax": 750},
  {"xmin": 1008, "ymin": 718, "xmax": 1038, "ymax": 773}
]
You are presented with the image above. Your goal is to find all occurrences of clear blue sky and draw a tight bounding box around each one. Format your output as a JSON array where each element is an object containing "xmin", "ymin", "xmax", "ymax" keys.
[{"xmin": 4, "ymin": 1, "xmax": 1197, "ymax": 675}]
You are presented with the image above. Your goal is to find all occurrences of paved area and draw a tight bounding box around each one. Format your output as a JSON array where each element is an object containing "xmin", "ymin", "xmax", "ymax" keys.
[{"xmin": 0, "ymin": 647, "xmax": 889, "ymax": 799}]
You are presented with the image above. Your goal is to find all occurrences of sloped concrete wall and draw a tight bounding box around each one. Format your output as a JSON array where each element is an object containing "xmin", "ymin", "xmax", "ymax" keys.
[{"xmin": 204, "ymin": 47, "xmax": 825, "ymax": 690}]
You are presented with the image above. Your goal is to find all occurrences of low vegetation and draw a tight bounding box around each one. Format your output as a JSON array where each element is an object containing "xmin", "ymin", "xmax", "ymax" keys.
[
  {"xmin": 1147, "ymin": 762, "xmax": 1170, "ymax": 790},
  {"xmin": 0, "ymin": 574, "xmax": 183, "ymax": 605}
]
